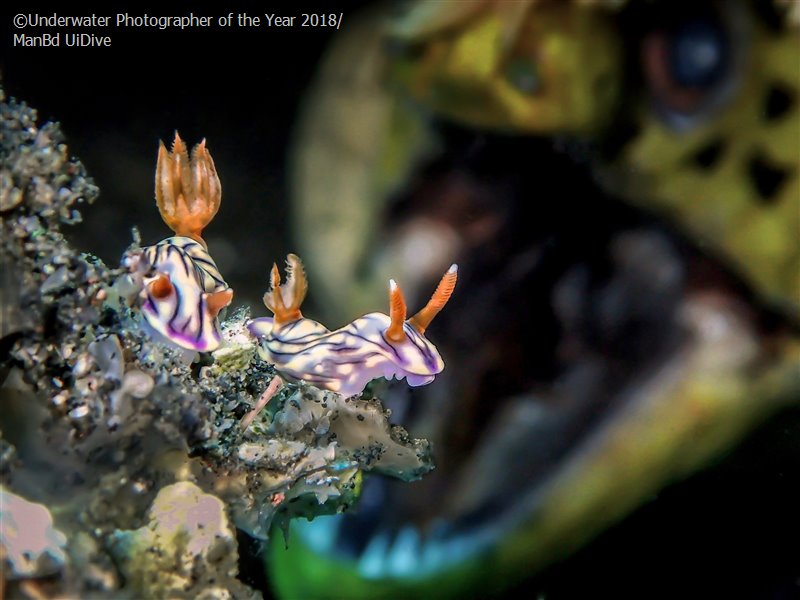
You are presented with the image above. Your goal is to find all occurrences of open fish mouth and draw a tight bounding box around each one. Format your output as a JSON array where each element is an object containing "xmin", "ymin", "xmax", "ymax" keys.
[
  {"xmin": 275, "ymin": 1, "xmax": 799, "ymax": 592},
  {"xmin": 282, "ymin": 127, "xmax": 791, "ymax": 587}
]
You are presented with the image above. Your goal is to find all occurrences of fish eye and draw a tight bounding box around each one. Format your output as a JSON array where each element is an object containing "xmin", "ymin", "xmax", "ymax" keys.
[
  {"xmin": 642, "ymin": 8, "xmax": 740, "ymax": 128},
  {"xmin": 668, "ymin": 19, "xmax": 728, "ymax": 89},
  {"xmin": 505, "ymin": 58, "xmax": 541, "ymax": 95}
]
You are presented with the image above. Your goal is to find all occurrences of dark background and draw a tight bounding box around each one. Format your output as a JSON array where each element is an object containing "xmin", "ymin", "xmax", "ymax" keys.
[
  {"xmin": 2, "ymin": 2, "xmax": 369, "ymax": 310},
  {"xmin": 2, "ymin": 3, "xmax": 799, "ymax": 599}
]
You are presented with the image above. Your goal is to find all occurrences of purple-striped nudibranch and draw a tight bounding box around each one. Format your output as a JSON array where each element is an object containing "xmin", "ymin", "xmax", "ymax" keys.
[
  {"xmin": 139, "ymin": 133, "xmax": 233, "ymax": 352},
  {"xmin": 247, "ymin": 254, "xmax": 457, "ymax": 397}
]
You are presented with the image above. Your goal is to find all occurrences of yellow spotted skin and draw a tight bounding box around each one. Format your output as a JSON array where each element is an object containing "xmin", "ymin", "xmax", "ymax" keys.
[
  {"xmin": 391, "ymin": 0, "xmax": 799, "ymax": 315},
  {"xmin": 392, "ymin": 1, "xmax": 622, "ymax": 135},
  {"xmin": 615, "ymin": 11, "xmax": 799, "ymax": 315},
  {"xmin": 278, "ymin": 2, "xmax": 800, "ymax": 598}
]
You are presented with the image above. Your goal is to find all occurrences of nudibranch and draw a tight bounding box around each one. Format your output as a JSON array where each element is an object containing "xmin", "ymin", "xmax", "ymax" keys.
[
  {"xmin": 139, "ymin": 133, "xmax": 233, "ymax": 352},
  {"xmin": 247, "ymin": 254, "xmax": 457, "ymax": 397}
]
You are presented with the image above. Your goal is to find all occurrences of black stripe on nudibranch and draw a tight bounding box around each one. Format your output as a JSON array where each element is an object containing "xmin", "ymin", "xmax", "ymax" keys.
[
  {"xmin": 152, "ymin": 239, "xmax": 227, "ymax": 290},
  {"xmin": 407, "ymin": 331, "xmax": 439, "ymax": 371},
  {"xmin": 167, "ymin": 244, "xmax": 192, "ymax": 277},
  {"xmin": 167, "ymin": 281, "xmax": 183, "ymax": 330},
  {"xmin": 189, "ymin": 254, "xmax": 220, "ymax": 270},
  {"xmin": 304, "ymin": 350, "xmax": 381, "ymax": 369},
  {"xmin": 406, "ymin": 329, "xmax": 432, "ymax": 358},
  {"xmin": 275, "ymin": 320, "xmax": 303, "ymax": 337},
  {"xmin": 270, "ymin": 322, "xmax": 402, "ymax": 365},
  {"xmin": 195, "ymin": 295, "xmax": 205, "ymax": 342},
  {"xmin": 377, "ymin": 330, "xmax": 404, "ymax": 362},
  {"xmin": 271, "ymin": 320, "xmax": 331, "ymax": 342},
  {"xmin": 331, "ymin": 345, "xmax": 361, "ymax": 353},
  {"xmin": 270, "ymin": 330, "xmax": 330, "ymax": 345},
  {"xmin": 276, "ymin": 330, "xmax": 386, "ymax": 359},
  {"xmin": 179, "ymin": 316, "xmax": 191, "ymax": 334},
  {"xmin": 264, "ymin": 338, "xmax": 352, "ymax": 358}
]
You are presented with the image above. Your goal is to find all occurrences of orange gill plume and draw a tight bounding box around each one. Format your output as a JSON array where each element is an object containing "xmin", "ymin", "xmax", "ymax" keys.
[
  {"xmin": 263, "ymin": 254, "xmax": 307, "ymax": 325},
  {"xmin": 284, "ymin": 254, "xmax": 308, "ymax": 311},
  {"xmin": 409, "ymin": 264, "xmax": 458, "ymax": 335},
  {"xmin": 263, "ymin": 263, "xmax": 287, "ymax": 318},
  {"xmin": 155, "ymin": 132, "xmax": 221, "ymax": 247}
]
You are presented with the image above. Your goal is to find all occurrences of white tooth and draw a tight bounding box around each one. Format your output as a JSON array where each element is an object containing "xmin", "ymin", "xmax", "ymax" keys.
[
  {"xmin": 357, "ymin": 530, "xmax": 390, "ymax": 579},
  {"xmin": 417, "ymin": 519, "xmax": 451, "ymax": 575},
  {"xmin": 296, "ymin": 515, "xmax": 342, "ymax": 554},
  {"xmin": 432, "ymin": 529, "xmax": 491, "ymax": 571},
  {"xmin": 386, "ymin": 526, "xmax": 420, "ymax": 577},
  {"xmin": 419, "ymin": 535, "xmax": 444, "ymax": 575}
]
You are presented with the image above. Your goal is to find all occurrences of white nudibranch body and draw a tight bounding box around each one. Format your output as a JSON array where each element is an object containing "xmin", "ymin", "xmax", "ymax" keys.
[
  {"xmin": 248, "ymin": 313, "xmax": 443, "ymax": 396},
  {"xmin": 248, "ymin": 254, "xmax": 457, "ymax": 397},
  {"xmin": 141, "ymin": 236, "xmax": 230, "ymax": 352},
  {"xmin": 136, "ymin": 133, "xmax": 233, "ymax": 353}
]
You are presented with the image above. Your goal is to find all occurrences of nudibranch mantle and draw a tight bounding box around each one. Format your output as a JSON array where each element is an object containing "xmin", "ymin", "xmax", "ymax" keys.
[
  {"xmin": 248, "ymin": 254, "xmax": 457, "ymax": 397},
  {"xmin": 141, "ymin": 236, "xmax": 229, "ymax": 351},
  {"xmin": 138, "ymin": 133, "xmax": 233, "ymax": 352}
]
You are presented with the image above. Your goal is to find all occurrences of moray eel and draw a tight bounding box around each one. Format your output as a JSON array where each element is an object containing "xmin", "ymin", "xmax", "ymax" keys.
[{"xmin": 274, "ymin": 1, "xmax": 799, "ymax": 597}]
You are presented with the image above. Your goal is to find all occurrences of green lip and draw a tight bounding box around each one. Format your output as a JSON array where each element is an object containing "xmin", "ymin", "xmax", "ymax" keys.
[{"xmin": 269, "ymin": 521, "xmax": 496, "ymax": 600}]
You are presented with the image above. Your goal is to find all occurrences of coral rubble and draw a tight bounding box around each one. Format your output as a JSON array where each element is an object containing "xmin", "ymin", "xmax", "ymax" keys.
[
  {"xmin": 0, "ymin": 487, "xmax": 67, "ymax": 580},
  {"xmin": 109, "ymin": 481, "xmax": 258, "ymax": 599}
]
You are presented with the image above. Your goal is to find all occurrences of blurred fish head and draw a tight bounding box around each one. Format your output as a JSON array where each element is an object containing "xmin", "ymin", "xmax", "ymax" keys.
[
  {"xmin": 612, "ymin": 0, "xmax": 800, "ymax": 314},
  {"xmin": 388, "ymin": 0, "xmax": 623, "ymax": 134},
  {"xmin": 388, "ymin": 0, "xmax": 799, "ymax": 313},
  {"xmin": 276, "ymin": 0, "xmax": 800, "ymax": 597}
]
